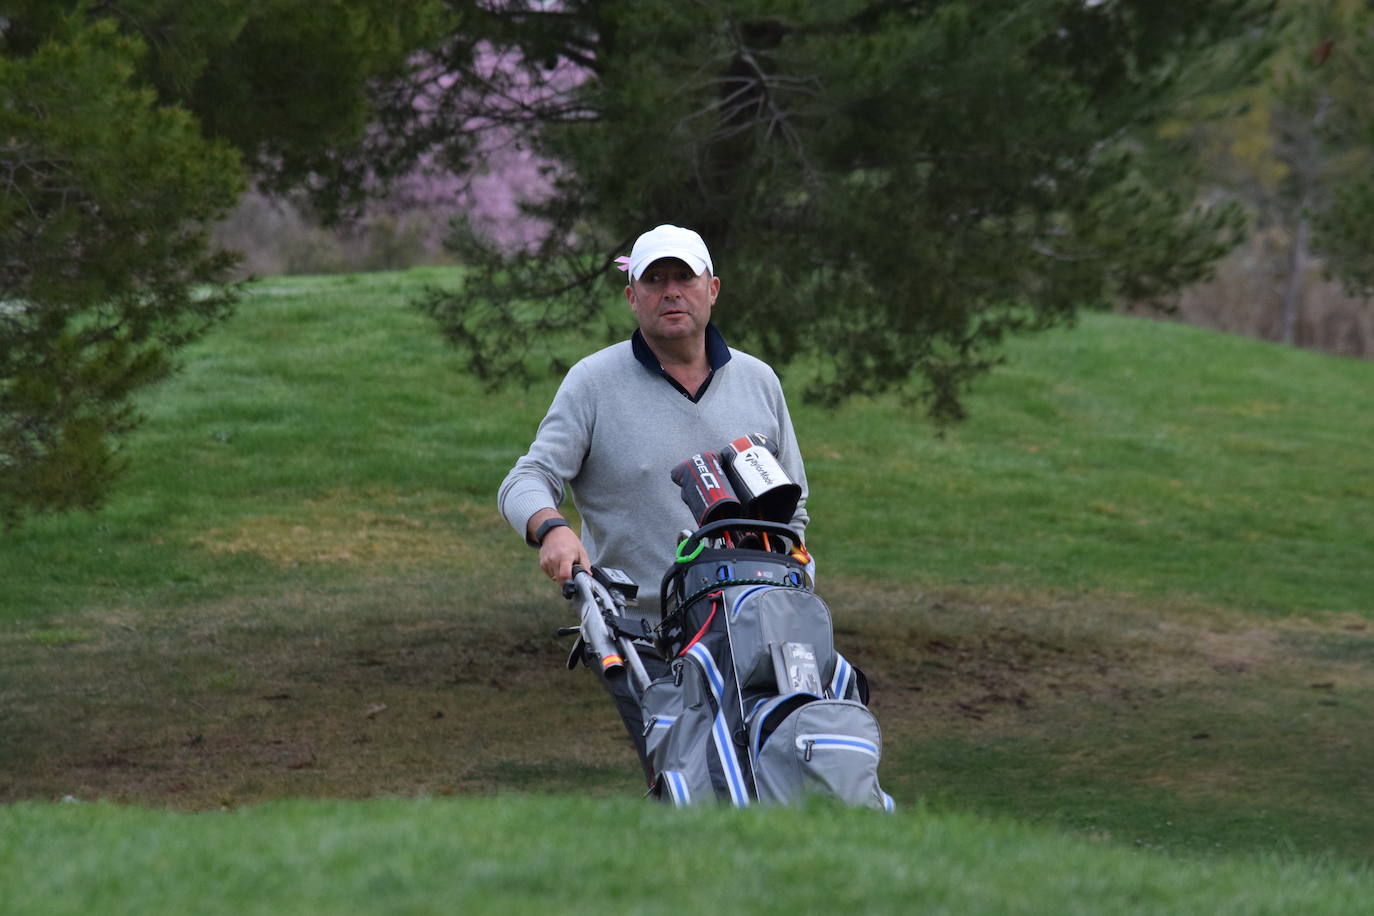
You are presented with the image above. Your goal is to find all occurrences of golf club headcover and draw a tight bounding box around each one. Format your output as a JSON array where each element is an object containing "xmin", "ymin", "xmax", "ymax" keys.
[
  {"xmin": 671, "ymin": 450, "xmax": 744, "ymax": 526},
  {"xmin": 721, "ymin": 433, "xmax": 802, "ymax": 523}
]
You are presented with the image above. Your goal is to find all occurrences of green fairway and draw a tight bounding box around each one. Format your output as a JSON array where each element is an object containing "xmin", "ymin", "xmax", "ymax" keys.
[
  {"xmin": 801, "ymin": 312, "xmax": 1371, "ymax": 615},
  {"xmin": 3, "ymin": 797, "xmax": 1372, "ymax": 915},
  {"xmin": 2, "ymin": 271, "xmax": 1367, "ymax": 622},
  {"xmin": 2, "ymin": 267, "xmax": 1372, "ymax": 907}
]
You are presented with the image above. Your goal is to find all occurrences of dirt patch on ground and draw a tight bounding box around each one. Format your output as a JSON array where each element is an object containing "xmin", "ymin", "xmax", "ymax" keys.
[
  {"xmin": 0, "ymin": 574, "xmax": 648, "ymax": 808},
  {"xmin": 1, "ymin": 578, "xmax": 1368, "ymax": 810},
  {"xmin": 824, "ymin": 584, "xmax": 1205, "ymax": 732}
]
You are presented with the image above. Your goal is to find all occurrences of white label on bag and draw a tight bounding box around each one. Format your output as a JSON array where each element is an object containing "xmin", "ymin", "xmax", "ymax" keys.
[{"xmin": 732, "ymin": 445, "xmax": 790, "ymax": 495}]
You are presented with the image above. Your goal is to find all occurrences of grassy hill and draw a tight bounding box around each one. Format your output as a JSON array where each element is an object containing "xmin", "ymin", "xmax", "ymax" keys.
[{"xmin": 2, "ymin": 269, "xmax": 1371, "ymax": 908}]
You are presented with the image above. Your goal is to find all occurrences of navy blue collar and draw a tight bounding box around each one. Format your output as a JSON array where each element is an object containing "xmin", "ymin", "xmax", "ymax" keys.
[{"xmin": 631, "ymin": 323, "xmax": 733, "ymax": 402}]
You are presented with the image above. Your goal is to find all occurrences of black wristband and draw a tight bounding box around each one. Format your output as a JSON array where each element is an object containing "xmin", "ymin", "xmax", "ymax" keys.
[{"xmin": 532, "ymin": 516, "xmax": 570, "ymax": 547}]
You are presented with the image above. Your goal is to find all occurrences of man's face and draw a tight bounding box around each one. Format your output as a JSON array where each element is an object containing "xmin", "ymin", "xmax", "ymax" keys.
[{"xmin": 625, "ymin": 258, "xmax": 720, "ymax": 347}]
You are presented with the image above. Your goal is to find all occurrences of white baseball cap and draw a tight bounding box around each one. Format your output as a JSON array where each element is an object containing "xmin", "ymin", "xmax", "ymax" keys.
[{"xmin": 627, "ymin": 224, "xmax": 713, "ymax": 280}]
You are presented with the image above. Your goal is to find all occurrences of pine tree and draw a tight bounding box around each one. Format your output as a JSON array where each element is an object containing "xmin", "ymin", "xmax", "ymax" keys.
[
  {"xmin": 0, "ymin": 18, "xmax": 241, "ymax": 525},
  {"xmin": 1, "ymin": 2, "xmax": 445, "ymax": 524},
  {"xmin": 409, "ymin": 0, "xmax": 1276, "ymax": 420}
]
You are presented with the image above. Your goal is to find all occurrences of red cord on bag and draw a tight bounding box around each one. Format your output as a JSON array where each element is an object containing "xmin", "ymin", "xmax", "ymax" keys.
[{"xmin": 678, "ymin": 592, "xmax": 722, "ymax": 656}]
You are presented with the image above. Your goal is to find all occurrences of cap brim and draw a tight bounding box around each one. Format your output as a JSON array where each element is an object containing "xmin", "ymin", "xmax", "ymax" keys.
[{"xmin": 630, "ymin": 249, "xmax": 710, "ymax": 280}]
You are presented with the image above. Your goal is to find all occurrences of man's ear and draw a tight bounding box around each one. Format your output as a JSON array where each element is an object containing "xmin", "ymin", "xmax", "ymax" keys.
[{"xmin": 624, "ymin": 283, "xmax": 637, "ymax": 311}]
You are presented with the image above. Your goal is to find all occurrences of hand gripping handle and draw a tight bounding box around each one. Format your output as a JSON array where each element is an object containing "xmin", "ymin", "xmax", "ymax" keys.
[{"xmin": 566, "ymin": 565, "xmax": 624, "ymax": 680}]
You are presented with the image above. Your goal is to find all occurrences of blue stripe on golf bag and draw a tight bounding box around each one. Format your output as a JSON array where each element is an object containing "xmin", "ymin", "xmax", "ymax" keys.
[
  {"xmin": 746, "ymin": 696, "xmax": 770, "ymax": 721},
  {"xmin": 798, "ymin": 734, "xmax": 880, "ymax": 758},
  {"xmin": 830, "ymin": 653, "xmax": 853, "ymax": 700},
  {"xmin": 731, "ymin": 585, "xmax": 771, "ymax": 619},
  {"xmin": 689, "ymin": 641, "xmax": 727, "ymax": 698},
  {"xmin": 688, "ymin": 643, "xmax": 750, "ymax": 807},
  {"xmin": 664, "ymin": 770, "xmax": 691, "ymax": 805},
  {"xmin": 749, "ymin": 692, "xmax": 817, "ymax": 763}
]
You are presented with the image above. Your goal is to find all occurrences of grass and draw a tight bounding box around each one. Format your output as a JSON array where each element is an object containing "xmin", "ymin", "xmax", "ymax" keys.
[
  {"xmin": 2, "ymin": 267, "xmax": 1373, "ymax": 906},
  {"xmin": 2, "ymin": 271, "xmax": 1367, "ymax": 620},
  {"xmin": 0, "ymin": 270, "xmax": 525, "ymax": 620},
  {"xmin": 802, "ymin": 316, "xmax": 1372, "ymax": 614},
  {"xmin": 3, "ymin": 798, "xmax": 1373, "ymax": 915}
]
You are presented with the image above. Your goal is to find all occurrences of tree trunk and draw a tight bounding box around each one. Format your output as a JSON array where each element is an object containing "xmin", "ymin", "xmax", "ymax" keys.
[
  {"xmin": 1277, "ymin": 89, "xmax": 1331, "ymax": 348},
  {"xmin": 1280, "ymin": 211, "xmax": 1310, "ymax": 347}
]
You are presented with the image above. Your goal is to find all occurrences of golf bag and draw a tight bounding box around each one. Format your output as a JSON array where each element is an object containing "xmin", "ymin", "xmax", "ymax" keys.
[
  {"xmin": 641, "ymin": 519, "xmax": 893, "ymax": 810},
  {"xmin": 561, "ymin": 433, "xmax": 893, "ymax": 809}
]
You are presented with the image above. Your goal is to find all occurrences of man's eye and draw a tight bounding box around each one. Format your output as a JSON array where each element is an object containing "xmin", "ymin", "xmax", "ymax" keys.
[{"xmin": 641, "ymin": 270, "xmax": 696, "ymax": 286}]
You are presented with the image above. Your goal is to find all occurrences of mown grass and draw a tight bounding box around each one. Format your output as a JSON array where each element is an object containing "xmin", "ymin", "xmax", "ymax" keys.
[
  {"xmin": 0, "ymin": 271, "xmax": 527, "ymax": 620},
  {"xmin": 2, "ymin": 267, "xmax": 1373, "ymax": 904},
  {"xmin": 4, "ymin": 797, "xmax": 1373, "ymax": 916},
  {"xmin": 803, "ymin": 315, "xmax": 1372, "ymax": 615},
  {"xmin": 2, "ymin": 271, "xmax": 1367, "ymax": 623}
]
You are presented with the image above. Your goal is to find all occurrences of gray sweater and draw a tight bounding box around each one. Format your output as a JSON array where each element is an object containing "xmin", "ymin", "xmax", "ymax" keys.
[{"xmin": 498, "ymin": 336, "xmax": 809, "ymax": 603}]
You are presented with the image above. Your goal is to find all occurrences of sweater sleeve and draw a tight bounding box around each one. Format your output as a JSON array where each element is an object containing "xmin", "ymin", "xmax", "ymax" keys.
[
  {"xmin": 768, "ymin": 367, "xmax": 810, "ymax": 539},
  {"xmin": 496, "ymin": 363, "xmax": 595, "ymax": 542}
]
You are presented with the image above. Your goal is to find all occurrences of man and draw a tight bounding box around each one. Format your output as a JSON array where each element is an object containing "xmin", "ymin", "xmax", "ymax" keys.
[{"xmin": 497, "ymin": 224, "xmax": 809, "ymax": 778}]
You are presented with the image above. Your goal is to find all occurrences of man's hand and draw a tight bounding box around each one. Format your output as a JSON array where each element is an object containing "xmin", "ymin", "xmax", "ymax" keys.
[
  {"xmin": 539, "ymin": 525, "xmax": 590, "ymax": 584},
  {"xmin": 527, "ymin": 508, "xmax": 590, "ymax": 583}
]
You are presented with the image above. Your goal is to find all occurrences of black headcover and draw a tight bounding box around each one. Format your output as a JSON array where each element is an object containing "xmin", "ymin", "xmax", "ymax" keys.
[{"xmin": 670, "ymin": 450, "xmax": 743, "ymax": 526}]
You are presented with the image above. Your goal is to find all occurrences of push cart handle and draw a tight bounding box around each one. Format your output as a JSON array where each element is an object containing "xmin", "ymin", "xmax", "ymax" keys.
[{"xmin": 561, "ymin": 563, "xmax": 588, "ymax": 599}]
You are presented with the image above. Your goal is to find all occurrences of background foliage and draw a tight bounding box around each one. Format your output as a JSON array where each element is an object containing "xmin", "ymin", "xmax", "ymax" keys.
[
  {"xmin": 1147, "ymin": 0, "xmax": 1374, "ymax": 348},
  {"xmin": 0, "ymin": 1, "xmax": 443, "ymax": 524},
  {"xmin": 0, "ymin": 16, "xmax": 241, "ymax": 525},
  {"xmin": 412, "ymin": 0, "xmax": 1275, "ymax": 420},
  {"xmin": 11, "ymin": 1, "xmax": 1374, "ymax": 526}
]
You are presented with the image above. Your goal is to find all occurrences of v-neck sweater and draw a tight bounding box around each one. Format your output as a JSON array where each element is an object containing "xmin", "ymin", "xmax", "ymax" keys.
[{"xmin": 498, "ymin": 336, "xmax": 809, "ymax": 602}]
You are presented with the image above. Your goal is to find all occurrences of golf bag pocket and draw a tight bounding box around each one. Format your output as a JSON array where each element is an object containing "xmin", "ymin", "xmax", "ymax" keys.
[
  {"xmin": 641, "ymin": 672, "xmax": 685, "ymax": 768},
  {"xmin": 748, "ymin": 693, "xmax": 894, "ymax": 811},
  {"xmin": 725, "ymin": 586, "xmax": 835, "ymax": 693},
  {"xmin": 643, "ymin": 658, "xmax": 749, "ymax": 806}
]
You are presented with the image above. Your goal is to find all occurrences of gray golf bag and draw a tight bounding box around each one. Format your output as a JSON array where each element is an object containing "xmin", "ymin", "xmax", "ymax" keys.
[
  {"xmin": 562, "ymin": 434, "xmax": 894, "ymax": 810},
  {"xmin": 642, "ymin": 520, "xmax": 893, "ymax": 810}
]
